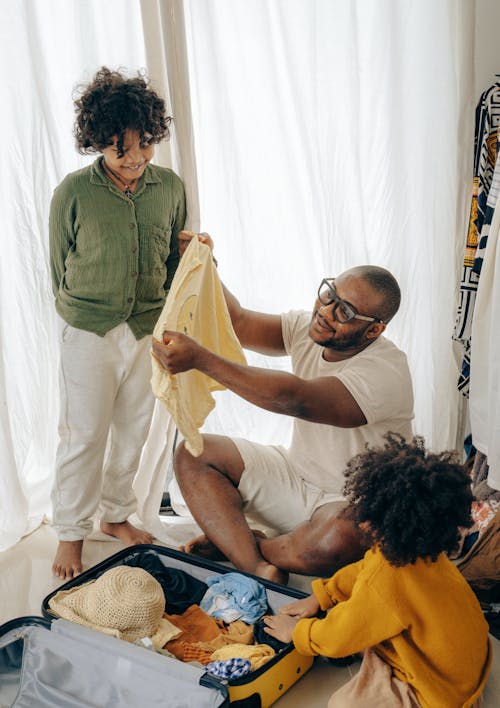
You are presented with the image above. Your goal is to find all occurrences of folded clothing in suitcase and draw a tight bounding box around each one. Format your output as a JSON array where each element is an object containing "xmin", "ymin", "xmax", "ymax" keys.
[{"xmin": 0, "ymin": 544, "xmax": 314, "ymax": 707}]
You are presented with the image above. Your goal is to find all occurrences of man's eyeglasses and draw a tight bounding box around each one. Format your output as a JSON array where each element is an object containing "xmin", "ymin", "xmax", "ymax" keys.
[{"xmin": 317, "ymin": 278, "xmax": 385, "ymax": 324}]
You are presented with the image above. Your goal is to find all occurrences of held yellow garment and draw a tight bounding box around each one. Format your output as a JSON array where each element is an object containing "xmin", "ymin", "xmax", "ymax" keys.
[{"xmin": 151, "ymin": 238, "xmax": 246, "ymax": 456}]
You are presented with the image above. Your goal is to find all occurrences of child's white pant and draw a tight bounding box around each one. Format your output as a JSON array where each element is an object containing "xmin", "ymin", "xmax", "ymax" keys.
[{"xmin": 51, "ymin": 322, "xmax": 155, "ymax": 541}]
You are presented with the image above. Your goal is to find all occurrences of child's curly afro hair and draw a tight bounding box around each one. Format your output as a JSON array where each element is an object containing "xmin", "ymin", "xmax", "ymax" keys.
[
  {"xmin": 73, "ymin": 66, "xmax": 171, "ymax": 157},
  {"xmin": 343, "ymin": 433, "xmax": 473, "ymax": 566}
]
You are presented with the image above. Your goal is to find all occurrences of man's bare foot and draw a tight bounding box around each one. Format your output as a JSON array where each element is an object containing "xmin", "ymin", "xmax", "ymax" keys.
[
  {"xmin": 180, "ymin": 533, "xmax": 228, "ymax": 560},
  {"xmin": 254, "ymin": 560, "xmax": 289, "ymax": 586},
  {"xmin": 100, "ymin": 520, "xmax": 154, "ymax": 546},
  {"xmin": 52, "ymin": 540, "xmax": 84, "ymax": 580},
  {"xmin": 180, "ymin": 531, "xmax": 286, "ymax": 583},
  {"xmin": 180, "ymin": 530, "xmax": 267, "ymax": 561}
]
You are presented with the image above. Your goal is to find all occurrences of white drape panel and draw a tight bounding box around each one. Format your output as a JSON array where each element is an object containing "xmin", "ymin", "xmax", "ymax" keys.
[
  {"xmin": 0, "ymin": 0, "xmax": 147, "ymax": 551},
  {"xmin": 139, "ymin": 0, "xmax": 201, "ymax": 230},
  {"xmin": 180, "ymin": 0, "xmax": 474, "ymax": 451},
  {"xmin": 133, "ymin": 0, "xmax": 202, "ymax": 532},
  {"xmin": 1, "ymin": 0, "xmax": 476, "ymax": 551},
  {"xmin": 470, "ymin": 188, "xmax": 500, "ymax": 490}
]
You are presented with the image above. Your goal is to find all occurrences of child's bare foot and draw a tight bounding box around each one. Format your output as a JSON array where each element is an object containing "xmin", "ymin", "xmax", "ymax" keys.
[
  {"xmin": 180, "ymin": 530, "xmax": 267, "ymax": 561},
  {"xmin": 99, "ymin": 520, "xmax": 154, "ymax": 546},
  {"xmin": 52, "ymin": 540, "xmax": 84, "ymax": 580}
]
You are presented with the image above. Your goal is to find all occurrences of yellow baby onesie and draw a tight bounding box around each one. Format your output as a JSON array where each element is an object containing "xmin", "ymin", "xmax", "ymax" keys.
[{"xmin": 151, "ymin": 238, "xmax": 246, "ymax": 456}]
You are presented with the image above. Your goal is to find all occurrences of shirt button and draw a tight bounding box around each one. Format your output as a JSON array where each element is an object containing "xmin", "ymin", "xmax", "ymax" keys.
[
  {"xmin": 129, "ymin": 223, "xmax": 135, "ymax": 229},
  {"xmin": 131, "ymin": 272, "xmax": 137, "ymax": 277},
  {"xmin": 127, "ymin": 297, "xmax": 133, "ymax": 303},
  {"xmin": 132, "ymin": 247, "xmax": 137, "ymax": 253}
]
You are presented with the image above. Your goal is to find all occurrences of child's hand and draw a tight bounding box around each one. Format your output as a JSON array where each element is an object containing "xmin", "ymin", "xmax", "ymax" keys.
[
  {"xmin": 278, "ymin": 595, "xmax": 320, "ymax": 618},
  {"xmin": 197, "ymin": 231, "xmax": 214, "ymax": 251},
  {"xmin": 178, "ymin": 230, "xmax": 214, "ymax": 258},
  {"xmin": 263, "ymin": 614, "xmax": 299, "ymax": 644}
]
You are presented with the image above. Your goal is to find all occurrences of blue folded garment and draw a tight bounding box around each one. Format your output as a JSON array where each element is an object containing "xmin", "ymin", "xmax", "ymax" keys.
[{"xmin": 200, "ymin": 572, "xmax": 268, "ymax": 624}]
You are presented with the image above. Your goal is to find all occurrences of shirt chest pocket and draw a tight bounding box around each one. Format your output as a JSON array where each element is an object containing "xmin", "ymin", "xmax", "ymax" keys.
[{"xmin": 138, "ymin": 223, "xmax": 171, "ymax": 274}]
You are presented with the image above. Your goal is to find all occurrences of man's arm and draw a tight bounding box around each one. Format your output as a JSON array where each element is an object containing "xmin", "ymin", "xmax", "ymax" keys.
[
  {"xmin": 152, "ymin": 331, "xmax": 366, "ymax": 428},
  {"xmin": 220, "ymin": 283, "xmax": 286, "ymax": 356}
]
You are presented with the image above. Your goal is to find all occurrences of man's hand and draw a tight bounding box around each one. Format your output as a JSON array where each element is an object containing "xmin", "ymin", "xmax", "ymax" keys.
[
  {"xmin": 152, "ymin": 330, "xmax": 203, "ymax": 374},
  {"xmin": 278, "ymin": 594, "xmax": 321, "ymax": 618},
  {"xmin": 263, "ymin": 614, "xmax": 301, "ymax": 644},
  {"xmin": 178, "ymin": 230, "xmax": 214, "ymax": 259}
]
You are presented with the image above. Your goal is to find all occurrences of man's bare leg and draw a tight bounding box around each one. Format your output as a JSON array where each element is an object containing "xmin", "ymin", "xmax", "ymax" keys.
[
  {"xmin": 182, "ymin": 505, "xmax": 368, "ymax": 578},
  {"xmin": 100, "ymin": 520, "xmax": 154, "ymax": 545},
  {"xmin": 52, "ymin": 540, "xmax": 84, "ymax": 580},
  {"xmin": 180, "ymin": 530, "xmax": 267, "ymax": 561},
  {"xmin": 175, "ymin": 435, "xmax": 286, "ymax": 584},
  {"xmin": 258, "ymin": 504, "xmax": 371, "ymax": 576}
]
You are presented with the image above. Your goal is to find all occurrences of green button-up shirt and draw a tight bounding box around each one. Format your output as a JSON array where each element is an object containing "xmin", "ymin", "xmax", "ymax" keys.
[{"xmin": 49, "ymin": 157, "xmax": 186, "ymax": 339}]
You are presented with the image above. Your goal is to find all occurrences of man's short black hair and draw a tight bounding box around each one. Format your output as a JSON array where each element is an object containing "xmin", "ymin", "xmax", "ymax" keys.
[
  {"xmin": 343, "ymin": 433, "xmax": 473, "ymax": 566},
  {"xmin": 73, "ymin": 66, "xmax": 171, "ymax": 157},
  {"xmin": 350, "ymin": 265, "xmax": 401, "ymax": 323}
]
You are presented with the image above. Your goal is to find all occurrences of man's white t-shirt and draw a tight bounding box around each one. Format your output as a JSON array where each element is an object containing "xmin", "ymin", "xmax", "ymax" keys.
[{"xmin": 281, "ymin": 310, "xmax": 414, "ymax": 497}]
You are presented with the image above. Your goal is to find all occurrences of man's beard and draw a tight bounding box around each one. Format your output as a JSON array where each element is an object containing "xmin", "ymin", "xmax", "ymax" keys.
[
  {"xmin": 311, "ymin": 315, "xmax": 372, "ymax": 351},
  {"xmin": 320, "ymin": 334, "xmax": 367, "ymax": 351}
]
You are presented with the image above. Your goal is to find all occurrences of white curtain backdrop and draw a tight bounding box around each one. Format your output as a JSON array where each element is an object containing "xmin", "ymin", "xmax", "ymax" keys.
[
  {"xmin": 0, "ymin": 0, "xmax": 147, "ymax": 551},
  {"xmin": 179, "ymin": 0, "xmax": 475, "ymax": 452},
  {"xmin": 1, "ymin": 0, "xmax": 475, "ymax": 551}
]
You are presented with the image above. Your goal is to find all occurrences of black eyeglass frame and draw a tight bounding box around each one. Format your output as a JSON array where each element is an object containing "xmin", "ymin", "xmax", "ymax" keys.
[{"xmin": 317, "ymin": 278, "xmax": 386, "ymax": 325}]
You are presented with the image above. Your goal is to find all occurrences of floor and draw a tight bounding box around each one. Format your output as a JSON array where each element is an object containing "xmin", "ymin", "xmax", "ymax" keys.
[{"xmin": 0, "ymin": 523, "xmax": 498, "ymax": 707}]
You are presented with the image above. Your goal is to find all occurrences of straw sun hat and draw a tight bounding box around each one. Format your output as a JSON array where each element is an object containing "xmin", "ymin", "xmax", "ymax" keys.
[{"xmin": 48, "ymin": 565, "xmax": 180, "ymax": 649}]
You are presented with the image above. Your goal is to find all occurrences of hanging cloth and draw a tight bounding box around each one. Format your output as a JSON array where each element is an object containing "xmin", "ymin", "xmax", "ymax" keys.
[
  {"xmin": 151, "ymin": 238, "xmax": 246, "ymax": 456},
  {"xmin": 453, "ymin": 81, "xmax": 500, "ymax": 397}
]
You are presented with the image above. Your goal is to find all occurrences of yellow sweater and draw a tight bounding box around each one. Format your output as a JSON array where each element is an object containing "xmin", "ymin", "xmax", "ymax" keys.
[{"xmin": 293, "ymin": 547, "xmax": 491, "ymax": 708}]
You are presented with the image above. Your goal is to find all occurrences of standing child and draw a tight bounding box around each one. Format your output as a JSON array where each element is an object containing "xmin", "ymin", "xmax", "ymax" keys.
[
  {"xmin": 264, "ymin": 434, "xmax": 491, "ymax": 707},
  {"xmin": 50, "ymin": 67, "xmax": 186, "ymax": 580}
]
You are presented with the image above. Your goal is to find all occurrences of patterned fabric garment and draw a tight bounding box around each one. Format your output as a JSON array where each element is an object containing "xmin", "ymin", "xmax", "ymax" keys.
[
  {"xmin": 469, "ymin": 451, "xmax": 500, "ymax": 535},
  {"xmin": 205, "ymin": 658, "xmax": 252, "ymax": 680},
  {"xmin": 457, "ymin": 512, "xmax": 500, "ymax": 609},
  {"xmin": 454, "ymin": 81, "xmax": 500, "ymax": 396}
]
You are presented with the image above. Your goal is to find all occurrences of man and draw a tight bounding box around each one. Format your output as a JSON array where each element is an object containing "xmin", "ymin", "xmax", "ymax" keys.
[{"xmin": 152, "ymin": 249, "xmax": 414, "ymax": 583}]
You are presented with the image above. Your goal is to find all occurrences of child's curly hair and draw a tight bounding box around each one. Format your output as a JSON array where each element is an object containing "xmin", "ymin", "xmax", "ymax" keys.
[
  {"xmin": 73, "ymin": 67, "xmax": 171, "ymax": 156},
  {"xmin": 343, "ymin": 433, "xmax": 473, "ymax": 566}
]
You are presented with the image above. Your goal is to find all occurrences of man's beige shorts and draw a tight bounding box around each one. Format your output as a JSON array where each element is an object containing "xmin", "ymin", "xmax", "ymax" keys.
[{"xmin": 234, "ymin": 438, "xmax": 347, "ymax": 535}]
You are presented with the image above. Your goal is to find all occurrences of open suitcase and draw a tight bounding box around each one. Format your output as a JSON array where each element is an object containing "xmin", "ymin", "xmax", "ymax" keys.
[{"xmin": 0, "ymin": 544, "xmax": 315, "ymax": 707}]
